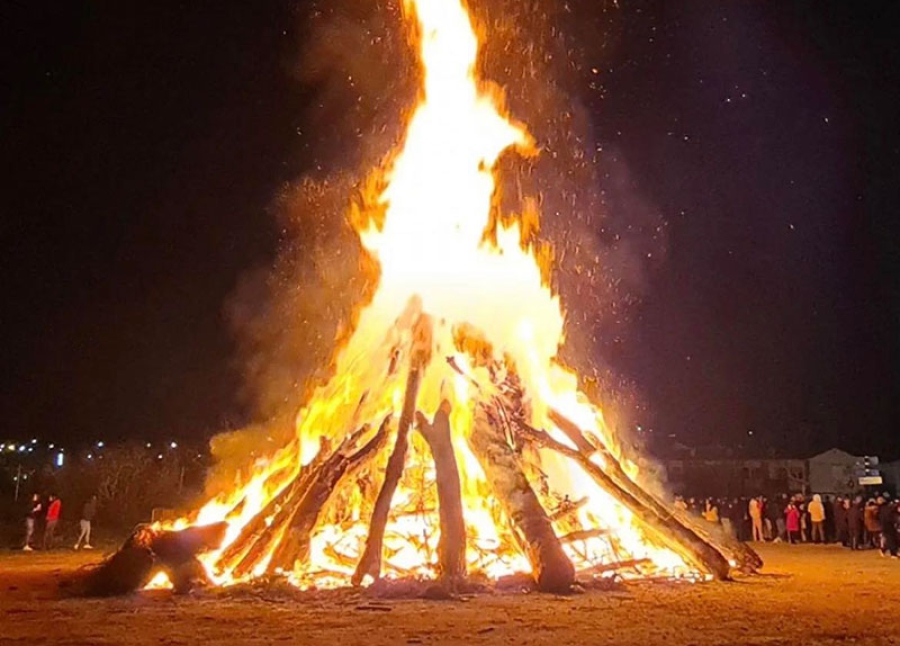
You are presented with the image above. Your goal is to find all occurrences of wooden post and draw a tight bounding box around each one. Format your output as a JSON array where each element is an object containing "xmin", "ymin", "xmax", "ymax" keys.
[{"xmin": 416, "ymin": 401, "xmax": 466, "ymax": 586}]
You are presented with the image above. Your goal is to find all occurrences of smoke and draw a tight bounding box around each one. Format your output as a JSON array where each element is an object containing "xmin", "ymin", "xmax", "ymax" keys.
[{"xmin": 215, "ymin": 0, "xmax": 668, "ymax": 480}]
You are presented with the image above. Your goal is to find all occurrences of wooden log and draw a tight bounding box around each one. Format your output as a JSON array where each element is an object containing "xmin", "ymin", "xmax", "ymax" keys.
[
  {"xmin": 267, "ymin": 419, "xmax": 390, "ymax": 575},
  {"xmin": 468, "ymin": 402, "xmax": 575, "ymax": 593},
  {"xmin": 351, "ymin": 365, "xmax": 422, "ymax": 585},
  {"xmin": 415, "ymin": 401, "xmax": 466, "ymax": 585},
  {"xmin": 516, "ymin": 423, "xmax": 732, "ymax": 580},
  {"xmin": 217, "ymin": 440, "xmax": 329, "ymax": 574},
  {"xmin": 558, "ymin": 528, "xmax": 609, "ymax": 544},
  {"xmin": 544, "ymin": 408, "xmax": 761, "ymax": 572},
  {"xmin": 672, "ymin": 508, "xmax": 764, "ymax": 571},
  {"xmin": 578, "ymin": 557, "xmax": 652, "ymax": 576}
]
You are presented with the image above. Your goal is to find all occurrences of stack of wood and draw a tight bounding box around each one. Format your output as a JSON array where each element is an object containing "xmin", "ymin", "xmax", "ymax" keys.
[{"xmin": 88, "ymin": 314, "xmax": 760, "ymax": 596}]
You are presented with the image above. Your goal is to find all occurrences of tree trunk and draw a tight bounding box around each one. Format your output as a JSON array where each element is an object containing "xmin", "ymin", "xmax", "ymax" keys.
[
  {"xmin": 468, "ymin": 402, "xmax": 575, "ymax": 593},
  {"xmin": 416, "ymin": 403, "xmax": 466, "ymax": 586}
]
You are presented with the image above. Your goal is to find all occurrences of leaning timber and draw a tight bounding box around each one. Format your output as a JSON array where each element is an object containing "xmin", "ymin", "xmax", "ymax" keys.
[
  {"xmin": 515, "ymin": 422, "xmax": 732, "ymax": 580},
  {"xmin": 416, "ymin": 401, "xmax": 466, "ymax": 585},
  {"xmin": 547, "ymin": 407, "xmax": 761, "ymax": 573},
  {"xmin": 468, "ymin": 402, "xmax": 576, "ymax": 593},
  {"xmin": 267, "ymin": 419, "xmax": 390, "ymax": 574}
]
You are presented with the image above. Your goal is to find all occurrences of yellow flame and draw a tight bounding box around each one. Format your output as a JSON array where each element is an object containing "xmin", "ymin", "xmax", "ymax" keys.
[{"xmin": 151, "ymin": 0, "xmax": 696, "ymax": 590}]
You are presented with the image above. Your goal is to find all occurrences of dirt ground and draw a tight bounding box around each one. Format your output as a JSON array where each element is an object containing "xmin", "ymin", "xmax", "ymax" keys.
[{"xmin": 1, "ymin": 544, "xmax": 898, "ymax": 645}]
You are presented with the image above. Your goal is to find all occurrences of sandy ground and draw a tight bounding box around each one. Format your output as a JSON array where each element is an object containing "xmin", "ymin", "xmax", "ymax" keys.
[{"xmin": 1, "ymin": 544, "xmax": 899, "ymax": 645}]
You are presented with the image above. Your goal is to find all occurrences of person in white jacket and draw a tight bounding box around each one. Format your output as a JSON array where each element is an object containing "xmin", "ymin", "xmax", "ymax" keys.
[{"xmin": 808, "ymin": 494, "xmax": 826, "ymax": 543}]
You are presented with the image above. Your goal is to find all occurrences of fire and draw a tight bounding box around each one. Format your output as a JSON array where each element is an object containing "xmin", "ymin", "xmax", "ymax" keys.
[{"xmin": 148, "ymin": 0, "xmax": 726, "ymax": 591}]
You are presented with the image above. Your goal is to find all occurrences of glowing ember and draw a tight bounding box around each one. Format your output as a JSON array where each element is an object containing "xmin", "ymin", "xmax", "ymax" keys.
[{"xmin": 147, "ymin": 0, "xmax": 752, "ymax": 592}]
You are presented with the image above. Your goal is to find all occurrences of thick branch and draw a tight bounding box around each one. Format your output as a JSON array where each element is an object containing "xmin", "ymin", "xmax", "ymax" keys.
[
  {"xmin": 351, "ymin": 366, "xmax": 422, "ymax": 585},
  {"xmin": 469, "ymin": 402, "xmax": 575, "ymax": 593},
  {"xmin": 416, "ymin": 402, "xmax": 466, "ymax": 585},
  {"xmin": 266, "ymin": 419, "xmax": 390, "ymax": 575},
  {"xmin": 516, "ymin": 423, "xmax": 731, "ymax": 580}
]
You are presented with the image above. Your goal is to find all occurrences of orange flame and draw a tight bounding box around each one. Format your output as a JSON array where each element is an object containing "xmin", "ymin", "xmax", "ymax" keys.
[{"xmin": 151, "ymin": 0, "xmax": 698, "ymax": 590}]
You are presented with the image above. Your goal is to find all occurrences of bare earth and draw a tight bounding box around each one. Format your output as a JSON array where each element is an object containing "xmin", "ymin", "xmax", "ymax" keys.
[{"xmin": 1, "ymin": 544, "xmax": 898, "ymax": 645}]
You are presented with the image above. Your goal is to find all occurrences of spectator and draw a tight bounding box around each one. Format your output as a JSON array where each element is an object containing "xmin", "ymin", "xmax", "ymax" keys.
[
  {"xmin": 765, "ymin": 496, "xmax": 781, "ymax": 541},
  {"xmin": 773, "ymin": 494, "xmax": 788, "ymax": 541},
  {"xmin": 848, "ymin": 496, "xmax": 864, "ymax": 550},
  {"xmin": 74, "ymin": 495, "xmax": 97, "ymax": 550},
  {"xmin": 864, "ymin": 498, "xmax": 881, "ymax": 549},
  {"xmin": 43, "ymin": 494, "xmax": 61, "ymax": 549},
  {"xmin": 808, "ymin": 494, "xmax": 826, "ymax": 543},
  {"xmin": 23, "ymin": 493, "xmax": 42, "ymax": 552},
  {"xmin": 749, "ymin": 497, "xmax": 764, "ymax": 542},
  {"xmin": 834, "ymin": 498, "xmax": 850, "ymax": 547},
  {"xmin": 786, "ymin": 501, "xmax": 801, "ymax": 544},
  {"xmin": 881, "ymin": 499, "xmax": 899, "ymax": 559},
  {"xmin": 703, "ymin": 498, "xmax": 720, "ymax": 524}
]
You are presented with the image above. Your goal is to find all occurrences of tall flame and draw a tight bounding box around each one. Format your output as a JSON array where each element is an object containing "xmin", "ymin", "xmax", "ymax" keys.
[{"xmin": 150, "ymin": 0, "xmax": 696, "ymax": 590}]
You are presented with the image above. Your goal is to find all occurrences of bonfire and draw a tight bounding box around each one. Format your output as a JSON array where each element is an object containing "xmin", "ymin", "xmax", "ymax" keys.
[{"xmin": 88, "ymin": 0, "xmax": 760, "ymax": 596}]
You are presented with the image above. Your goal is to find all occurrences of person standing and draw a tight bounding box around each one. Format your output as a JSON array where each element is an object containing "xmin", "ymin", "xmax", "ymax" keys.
[
  {"xmin": 878, "ymin": 497, "xmax": 898, "ymax": 558},
  {"xmin": 23, "ymin": 493, "xmax": 43, "ymax": 551},
  {"xmin": 749, "ymin": 497, "xmax": 765, "ymax": 542},
  {"xmin": 848, "ymin": 496, "xmax": 864, "ymax": 549},
  {"xmin": 786, "ymin": 501, "xmax": 801, "ymax": 543},
  {"xmin": 74, "ymin": 495, "xmax": 97, "ymax": 550},
  {"xmin": 864, "ymin": 498, "xmax": 882, "ymax": 549},
  {"xmin": 808, "ymin": 494, "xmax": 826, "ymax": 543},
  {"xmin": 834, "ymin": 498, "xmax": 849, "ymax": 546},
  {"xmin": 42, "ymin": 494, "xmax": 61, "ymax": 549}
]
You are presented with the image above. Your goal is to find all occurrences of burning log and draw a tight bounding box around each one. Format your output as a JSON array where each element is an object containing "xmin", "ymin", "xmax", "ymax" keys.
[
  {"xmin": 468, "ymin": 402, "xmax": 576, "ymax": 593},
  {"xmin": 267, "ymin": 418, "xmax": 391, "ymax": 574},
  {"xmin": 546, "ymin": 408, "xmax": 761, "ymax": 573},
  {"xmin": 351, "ymin": 367, "xmax": 421, "ymax": 584},
  {"xmin": 352, "ymin": 315, "xmax": 432, "ymax": 586},
  {"xmin": 415, "ymin": 401, "xmax": 466, "ymax": 585},
  {"xmin": 558, "ymin": 528, "xmax": 609, "ymax": 545},
  {"xmin": 515, "ymin": 423, "xmax": 732, "ymax": 580},
  {"xmin": 79, "ymin": 522, "xmax": 228, "ymax": 596},
  {"xmin": 218, "ymin": 440, "xmax": 330, "ymax": 574},
  {"xmin": 672, "ymin": 508, "xmax": 763, "ymax": 572},
  {"xmin": 578, "ymin": 557, "xmax": 652, "ymax": 577}
]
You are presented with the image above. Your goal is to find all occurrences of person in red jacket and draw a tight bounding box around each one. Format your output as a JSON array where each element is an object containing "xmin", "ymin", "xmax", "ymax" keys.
[
  {"xmin": 785, "ymin": 502, "xmax": 802, "ymax": 544},
  {"xmin": 42, "ymin": 494, "xmax": 61, "ymax": 549}
]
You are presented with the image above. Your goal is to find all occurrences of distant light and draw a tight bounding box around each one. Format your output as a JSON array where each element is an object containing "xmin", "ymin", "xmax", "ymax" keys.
[
  {"xmin": 31, "ymin": 439, "xmax": 38, "ymax": 444},
  {"xmin": 170, "ymin": 441, "xmax": 178, "ymax": 449},
  {"xmin": 8, "ymin": 444, "xmax": 16, "ymax": 452},
  {"xmin": 86, "ymin": 453, "xmax": 93, "ymax": 460},
  {"xmin": 18, "ymin": 446, "xmax": 26, "ymax": 453},
  {"xmin": 97, "ymin": 441, "xmax": 104, "ymax": 448},
  {"xmin": 48, "ymin": 443, "xmax": 55, "ymax": 449},
  {"xmin": 22, "ymin": 474, "xmax": 28, "ymax": 480},
  {"xmin": 56, "ymin": 452, "xmax": 64, "ymax": 468},
  {"xmin": 146, "ymin": 443, "xmax": 152, "ymax": 448},
  {"xmin": 157, "ymin": 453, "xmax": 164, "ymax": 460}
]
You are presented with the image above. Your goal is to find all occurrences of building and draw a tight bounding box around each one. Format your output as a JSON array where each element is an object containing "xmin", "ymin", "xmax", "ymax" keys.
[
  {"xmin": 806, "ymin": 448, "xmax": 863, "ymax": 494},
  {"xmin": 662, "ymin": 446, "xmax": 888, "ymax": 498},
  {"xmin": 663, "ymin": 452, "xmax": 808, "ymax": 498}
]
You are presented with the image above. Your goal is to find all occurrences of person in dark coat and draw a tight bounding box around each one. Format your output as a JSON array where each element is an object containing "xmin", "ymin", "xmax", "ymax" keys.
[
  {"xmin": 833, "ymin": 497, "xmax": 849, "ymax": 546},
  {"xmin": 848, "ymin": 496, "xmax": 864, "ymax": 549},
  {"xmin": 877, "ymin": 497, "xmax": 898, "ymax": 557}
]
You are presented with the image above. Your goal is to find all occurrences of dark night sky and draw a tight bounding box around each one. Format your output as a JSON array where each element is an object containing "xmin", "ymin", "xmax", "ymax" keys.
[{"xmin": 2, "ymin": 1, "xmax": 898, "ymax": 457}]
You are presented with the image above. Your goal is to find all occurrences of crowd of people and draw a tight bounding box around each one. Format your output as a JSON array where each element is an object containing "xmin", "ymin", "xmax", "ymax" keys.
[
  {"xmin": 21, "ymin": 492, "xmax": 97, "ymax": 551},
  {"xmin": 674, "ymin": 493, "xmax": 900, "ymax": 558}
]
